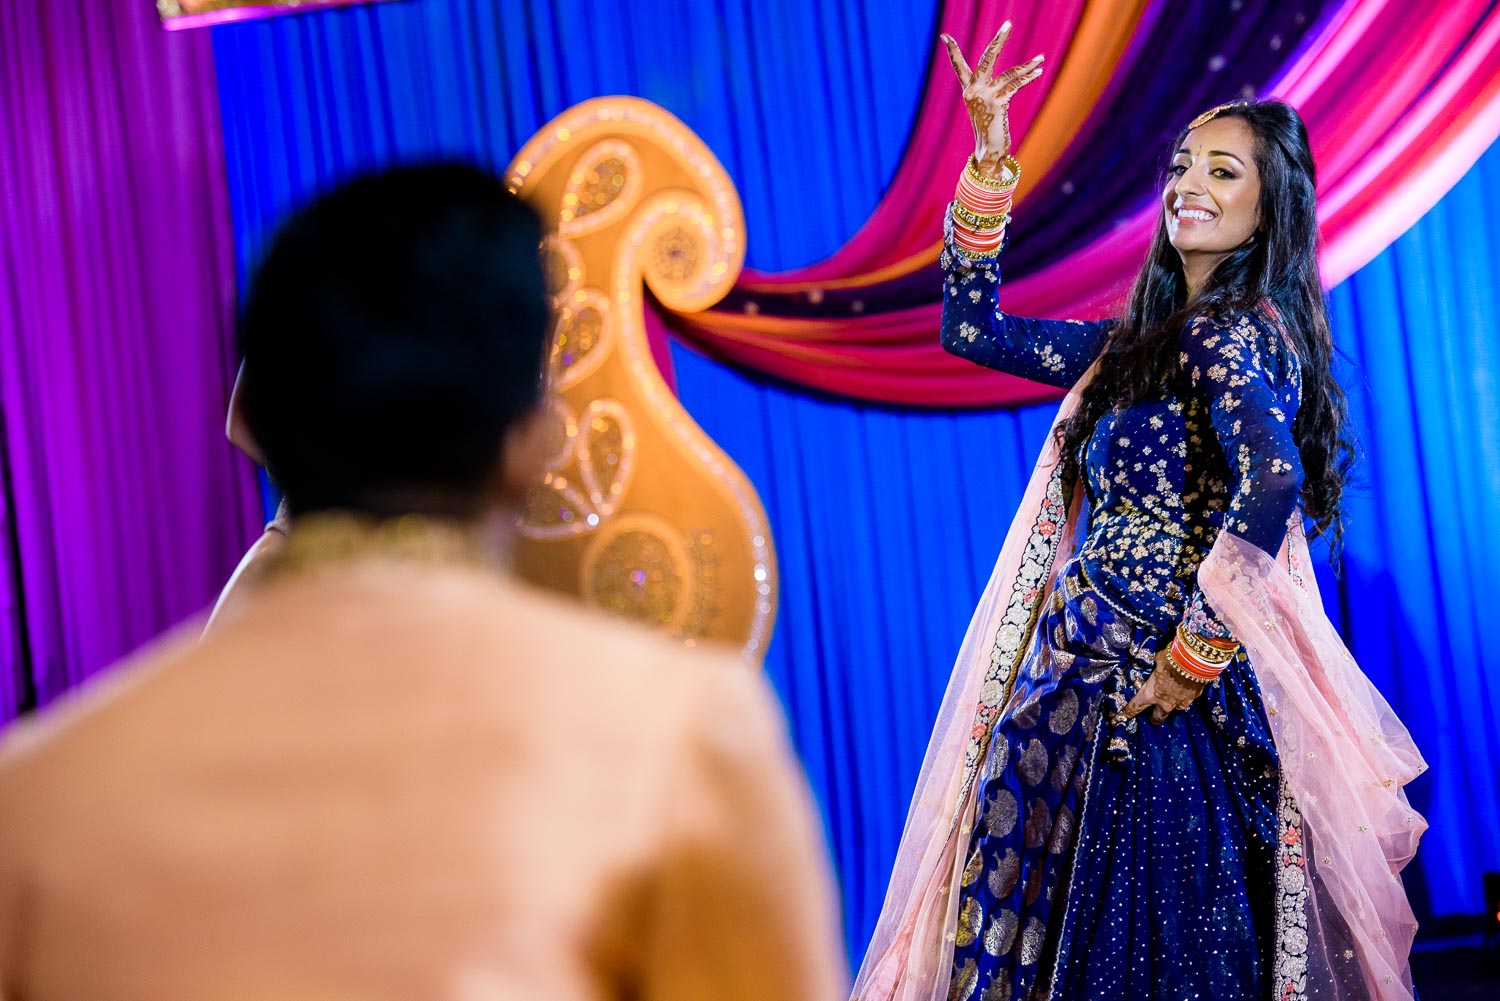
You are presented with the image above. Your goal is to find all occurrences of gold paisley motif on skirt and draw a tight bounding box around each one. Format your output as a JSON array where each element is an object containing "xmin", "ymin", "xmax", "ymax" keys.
[
  {"xmin": 962, "ymin": 843, "xmax": 986, "ymax": 888},
  {"xmin": 988, "ymin": 847, "xmax": 1021, "ymax": 898},
  {"xmin": 956, "ymin": 897, "xmax": 983, "ymax": 948},
  {"xmin": 1049, "ymin": 804, "xmax": 1076, "ymax": 855},
  {"xmin": 1016, "ymin": 739, "xmax": 1049, "ymax": 787},
  {"xmin": 1049, "ymin": 688, "xmax": 1080, "ymax": 734},
  {"xmin": 1024, "ymin": 796, "xmax": 1052, "ymax": 849},
  {"xmin": 980, "ymin": 969, "xmax": 1012, "ymax": 1000},
  {"xmin": 949, "ymin": 958, "xmax": 979, "ymax": 1001},
  {"xmin": 984, "ymin": 909, "xmax": 1019, "ymax": 957},
  {"xmin": 985, "ymin": 788, "xmax": 1019, "ymax": 837},
  {"xmin": 1051, "ymin": 743, "xmax": 1080, "ymax": 793},
  {"xmin": 1019, "ymin": 916, "xmax": 1048, "ymax": 965}
]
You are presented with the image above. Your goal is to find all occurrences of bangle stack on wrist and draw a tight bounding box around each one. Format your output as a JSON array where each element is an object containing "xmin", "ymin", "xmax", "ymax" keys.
[
  {"xmin": 1166, "ymin": 624, "xmax": 1239, "ymax": 684},
  {"xmin": 952, "ymin": 202, "xmax": 1009, "ymax": 231},
  {"xmin": 951, "ymin": 154, "xmax": 1019, "ymax": 259}
]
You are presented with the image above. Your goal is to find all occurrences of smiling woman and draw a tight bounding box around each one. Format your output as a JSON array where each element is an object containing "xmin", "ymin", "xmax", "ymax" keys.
[
  {"xmin": 1165, "ymin": 116, "xmax": 1263, "ymax": 295},
  {"xmin": 854, "ymin": 23, "xmax": 1425, "ymax": 1001}
]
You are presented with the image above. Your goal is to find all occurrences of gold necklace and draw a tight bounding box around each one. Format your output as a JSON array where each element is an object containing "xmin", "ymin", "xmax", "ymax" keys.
[{"xmin": 258, "ymin": 512, "xmax": 501, "ymax": 582}]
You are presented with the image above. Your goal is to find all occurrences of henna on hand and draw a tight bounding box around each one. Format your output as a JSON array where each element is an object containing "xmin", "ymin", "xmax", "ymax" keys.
[
  {"xmin": 941, "ymin": 22, "xmax": 1045, "ymax": 171},
  {"xmin": 1120, "ymin": 649, "xmax": 1209, "ymax": 724}
]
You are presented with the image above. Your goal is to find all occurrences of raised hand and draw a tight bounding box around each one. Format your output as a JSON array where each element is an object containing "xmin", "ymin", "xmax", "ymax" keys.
[{"xmin": 941, "ymin": 22, "xmax": 1044, "ymax": 174}]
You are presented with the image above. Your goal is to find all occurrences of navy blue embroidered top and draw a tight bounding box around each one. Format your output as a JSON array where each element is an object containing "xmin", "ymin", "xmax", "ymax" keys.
[{"xmin": 940, "ymin": 219, "xmax": 1304, "ymax": 637}]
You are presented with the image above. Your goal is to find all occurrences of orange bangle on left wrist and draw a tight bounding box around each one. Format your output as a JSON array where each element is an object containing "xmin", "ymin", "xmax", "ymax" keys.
[{"xmin": 1167, "ymin": 637, "xmax": 1227, "ymax": 681}]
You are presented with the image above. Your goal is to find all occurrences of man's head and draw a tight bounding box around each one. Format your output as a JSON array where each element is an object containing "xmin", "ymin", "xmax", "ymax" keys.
[{"xmin": 240, "ymin": 163, "xmax": 552, "ymax": 520}]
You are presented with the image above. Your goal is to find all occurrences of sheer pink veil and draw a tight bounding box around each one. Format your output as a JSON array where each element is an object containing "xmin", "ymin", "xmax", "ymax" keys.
[
  {"xmin": 852, "ymin": 371, "xmax": 1426, "ymax": 1000},
  {"xmin": 851, "ymin": 377, "xmax": 1090, "ymax": 1001},
  {"xmin": 1200, "ymin": 526, "xmax": 1426, "ymax": 1001}
]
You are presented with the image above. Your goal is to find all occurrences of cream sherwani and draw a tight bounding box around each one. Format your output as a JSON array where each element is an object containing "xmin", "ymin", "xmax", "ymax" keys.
[{"xmin": 0, "ymin": 546, "xmax": 844, "ymax": 1000}]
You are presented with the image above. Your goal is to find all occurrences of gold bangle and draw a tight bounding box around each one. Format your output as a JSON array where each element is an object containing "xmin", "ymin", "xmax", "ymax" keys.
[
  {"xmin": 1164, "ymin": 647, "xmax": 1214, "ymax": 686},
  {"xmin": 1175, "ymin": 624, "xmax": 1238, "ymax": 664},
  {"xmin": 966, "ymin": 154, "xmax": 1021, "ymax": 191},
  {"xmin": 952, "ymin": 203, "xmax": 1010, "ymax": 231},
  {"xmin": 1180, "ymin": 631, "xmax": 1237, "ymax": 662},
  {"xmin": 1178, "ymin": 636, "xmax": 1236, "ymax": 666},
  {"xmin": 950, "ymin": 241, "xmax": 1002, "ymax": 263}
]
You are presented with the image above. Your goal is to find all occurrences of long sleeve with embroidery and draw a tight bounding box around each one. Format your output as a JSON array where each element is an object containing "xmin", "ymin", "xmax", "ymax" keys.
[
  {"xmin": 1179, "ymin": 311, "xmax": 1304, "ymax": 637},
  {"xmin": 1070, "ymin": 306, "xmax": 1305, "ymax": 637},
  {"xmin": 939, "ymin": 212, "xmax": 1110, "ymax": 388}
]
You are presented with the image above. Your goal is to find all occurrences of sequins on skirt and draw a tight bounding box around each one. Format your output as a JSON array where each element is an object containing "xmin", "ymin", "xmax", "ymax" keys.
[{"xmin": 948, "ymin": 561, "xmax": 1281, "ymax": 1000}]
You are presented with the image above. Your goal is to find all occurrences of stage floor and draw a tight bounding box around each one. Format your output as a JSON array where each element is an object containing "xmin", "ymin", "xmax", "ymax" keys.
[{"xmin": 1411, "ymin": 937, "xmax": 1499, "ymax": 998}]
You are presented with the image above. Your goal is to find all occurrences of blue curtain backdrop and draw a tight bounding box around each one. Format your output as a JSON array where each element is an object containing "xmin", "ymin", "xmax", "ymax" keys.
[
  {"xmin": 211, "ymin": 0, "xmax": 934, "ymax": 283},
  {"xmin": 209, "ymin": 0, "xmax": 1499, "ymax": 965}
]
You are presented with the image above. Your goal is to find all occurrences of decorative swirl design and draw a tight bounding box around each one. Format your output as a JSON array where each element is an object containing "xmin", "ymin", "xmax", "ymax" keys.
[
  {"xmin": 548, "ymin": 288, "xmax": 614, "ymax": 392},
  {"xmin": 508, "ymin": 98, "xmax": 775, "ymax": 660},
  {"xmin": 559, "ymin": 140, "xmax": 645, "ymax": 237}
]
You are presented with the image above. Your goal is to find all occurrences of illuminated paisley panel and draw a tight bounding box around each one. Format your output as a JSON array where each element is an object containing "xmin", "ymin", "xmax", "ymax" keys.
[
  {"xmin": 576, "ymin": 399, "xmax": 636, "ymax": 518},
  {"xmin": 581, "ymin": 513, "xmax": 693, "ymax": 632},
  {"xmin": 549, "ymin": 289, "xmax": 613, "ymax": 393},
  {"xmin": 559, "ymin": 140, "xmax": 645, "ymax": 238},
  {"xmin": 507, "ymin": 98, "xmax": 776, "ymax": 661},
  {"xmin": 519, "ymin": 395, "xmax": 637, "ymax": 543}
]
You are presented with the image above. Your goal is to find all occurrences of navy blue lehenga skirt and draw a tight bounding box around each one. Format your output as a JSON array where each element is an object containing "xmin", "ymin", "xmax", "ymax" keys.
[{"xmin": 948, "ymin": 559, "xmax": 1283, "ymax": 1001}]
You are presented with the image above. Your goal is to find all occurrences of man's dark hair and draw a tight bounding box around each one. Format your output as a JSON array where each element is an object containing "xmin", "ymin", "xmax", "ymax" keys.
[{"xmin": 240, "ymin": 163, "xmax": 549, "ymax": 518}]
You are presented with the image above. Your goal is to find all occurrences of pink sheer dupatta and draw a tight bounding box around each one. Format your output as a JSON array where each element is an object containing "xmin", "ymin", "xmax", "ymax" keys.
[
  {"xmin": 853, "ymin": 372, "xmax": 1426, "ymax": 1000},
  {"xmin": 1200, "ymin": 527, "xmax": 1427, "ymax": 1001},
  {"xmin": 852, "ymin": 381, "xmax": 1089, "ymax": 1001}
]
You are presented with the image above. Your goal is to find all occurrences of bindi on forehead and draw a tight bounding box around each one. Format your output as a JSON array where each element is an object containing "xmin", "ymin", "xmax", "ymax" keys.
[
  {"xmin": 1177, "ymin": 146, "xmax": 1248, "ymax": 164},
  {"xmin": 1182, "ymin": 120, "xmax": 1255, "ymax": 160}
]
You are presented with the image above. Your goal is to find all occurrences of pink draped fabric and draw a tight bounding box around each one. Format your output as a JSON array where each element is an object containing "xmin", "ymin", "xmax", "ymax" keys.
[
  {"xmin": 673, "ymin": 0, "xmax": 1500, "ymax": 407},
  {"xmin": 736, "ymin": 0, "xmax": 1087, "ymax": 289},
  {"xmin": 1200, "ymin": 528, "xmax": 1427, "ymax": 1001},
  {"xmin": 675, "ymin": 306, "xmax": 1072, "ymax": 408},
  {"xmin": 852, "ymin": 376, "xmax": 1090, "ymax": 1000}
]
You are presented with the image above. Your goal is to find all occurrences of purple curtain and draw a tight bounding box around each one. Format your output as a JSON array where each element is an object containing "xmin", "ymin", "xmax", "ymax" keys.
[{"xmin": 0, "ymin": 0, "xmax": 263, "ymax": 721}]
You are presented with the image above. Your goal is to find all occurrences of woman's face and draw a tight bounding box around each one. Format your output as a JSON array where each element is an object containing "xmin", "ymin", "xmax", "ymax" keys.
[{"xmin": 1162, "ymin": 116, "xmax": 1262, "ymax": 269}]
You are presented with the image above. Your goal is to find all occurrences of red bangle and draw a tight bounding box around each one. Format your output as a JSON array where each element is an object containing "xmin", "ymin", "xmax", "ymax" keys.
[
  {"xmin": 1167, "ymin": 637, "xmax": 1225, "ymax": 681},
  {"xmin": 952, "ymin": 220, "xmax": 1004, "ymax": 243},
  {"xmin": 955, "ymin": 175, "xmax": 1014, "ymax": 214},
  {"xmin": 951, "ymin": 228, "xmax": 1005, "ymax": 256}
]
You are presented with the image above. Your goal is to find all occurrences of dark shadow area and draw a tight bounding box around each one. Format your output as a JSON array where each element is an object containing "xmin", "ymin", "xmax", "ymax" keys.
[{"xmin": 1411, "ymin": 932, "xmax": 1499, "ymax": 1000}]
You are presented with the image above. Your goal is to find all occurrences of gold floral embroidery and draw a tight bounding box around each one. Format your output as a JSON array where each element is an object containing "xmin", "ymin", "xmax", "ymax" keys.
[
  {"xmin": 1075, "ymin": 308, "xmax": 1303, "ymax": 630},
  {"xmin": 956, "ymin": 897, "xmax": 983, "ymax": 948},
  {"xmin": 962, "ymin": 844, "xmax": 985, "ymax": 888},
  {"xmin": 949, "ymin": 958, "xmax": 978, "ymax": 1001},
  {"xmin": 984, "ymin": 910, "xmax": 1019, "ymax": 957}
]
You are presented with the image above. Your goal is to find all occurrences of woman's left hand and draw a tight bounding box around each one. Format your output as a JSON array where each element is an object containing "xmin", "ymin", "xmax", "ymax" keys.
[
  {"xmin": 1121, "ymin": 650, "xmax": 1207, "ymax": 725},
  {"xmin": 941, "ymin": 23, "xmax": 1044, "ymax": 170}
]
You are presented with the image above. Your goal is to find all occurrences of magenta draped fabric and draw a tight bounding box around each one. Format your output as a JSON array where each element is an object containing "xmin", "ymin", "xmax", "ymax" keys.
[
  {"xmin": 0, "ymin": 0, "xmax": 263, "ymax": 720},
  {"xmin": 734, "ymin": 0, "xmax": 1088, "ymax": 288},
  {"xmin": 1002, "ymin": 0, "xmax": 1500, "ymax": 317},
  {"xmin": 673, "ymin": 0, "xmax": 1500, "ymax": 407}
]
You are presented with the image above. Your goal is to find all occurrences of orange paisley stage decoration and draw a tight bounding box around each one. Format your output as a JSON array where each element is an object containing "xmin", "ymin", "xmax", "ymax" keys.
[{"xmin": 506, "ymin": 97, "xmax": 777, "ymax": 662}]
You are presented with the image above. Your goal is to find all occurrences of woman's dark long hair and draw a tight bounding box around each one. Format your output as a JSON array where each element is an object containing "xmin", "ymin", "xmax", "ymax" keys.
[{"xmin": 1053, "ymin": 99, "xmax": 1355, "ymax": 553}]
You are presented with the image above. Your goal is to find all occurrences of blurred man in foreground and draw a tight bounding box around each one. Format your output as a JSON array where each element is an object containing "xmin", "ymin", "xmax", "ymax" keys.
[{"xmin": 0, "ymin": 164, "xmax": 844, "ymax": 1000}]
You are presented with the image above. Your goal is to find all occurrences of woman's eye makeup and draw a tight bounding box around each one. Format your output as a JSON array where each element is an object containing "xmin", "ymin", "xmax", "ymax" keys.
[{"xmin": 1168, "ymin": 159, "xmax": 1238, "ymax": 179}]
